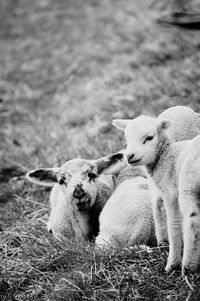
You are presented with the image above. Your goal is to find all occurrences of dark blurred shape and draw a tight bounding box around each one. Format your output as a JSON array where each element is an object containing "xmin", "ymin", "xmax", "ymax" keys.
[
  {"xmin": 0, "ymin": 164, "xmax": 28, "ymax": 183},
  {"xmin": 0, "ymin": 159, "xmax": 28, "ymax": 203},
  {"xmin": 0, "ymin": 183, "xmax": 13, "ymax": 203},
  {"xmin": 157, "ymin": 0, "xmax": 200, "ymax": 30},
  {"xmin": 157, "ymin": 12, "xmax": 200, "ymax": 30},
  {"xmin": 12, "ymin": 139, "xmax": 22, "ymax": 147}
]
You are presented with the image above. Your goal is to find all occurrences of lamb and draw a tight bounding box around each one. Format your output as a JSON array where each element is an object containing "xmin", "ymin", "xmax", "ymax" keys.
[
  {"xmin": 154, "ymin": 105, "xmax": 200, "ymax": 245},
  {"xmin": 113, "ymin": 105, "xmax": 200, "ymax": 246},
  {"xmin": 95, "ymin": 162, "xmax": 157, "ymax": 249},
  {"xmin": 113, "ymin": 114, "xmax": 200, "ymax": 275},
  {"xmin": 158, "ymin": 105, "xmax": 200, "ymax": 142},
  {"xmin": 26, "ymin": 153, "xmax": 123, "ymax": 241}
]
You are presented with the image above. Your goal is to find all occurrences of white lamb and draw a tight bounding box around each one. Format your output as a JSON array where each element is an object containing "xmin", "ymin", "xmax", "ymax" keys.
[
  {"xmin": 95, "ymin": 162, "xmax": 157, "ymax": 249},
  {"xmin": 113, "ymin": 106, "xmax": 200, "ymax": 246},
  {"xmin": 154, "ymin": 105, "xmax": 200, "ymax": 244},
  {"xmin": 26, "ymin": 153, "xmax": 123, "ymax": 241},
  {"xmin": 113, "ymin": 114, "xmax": 200, "ymax": 275}
]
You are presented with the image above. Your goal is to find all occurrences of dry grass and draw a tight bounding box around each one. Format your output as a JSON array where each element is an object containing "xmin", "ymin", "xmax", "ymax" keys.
[{"xmin": 1, "ymin": 0, "xmax": 200, "ymax": 300}]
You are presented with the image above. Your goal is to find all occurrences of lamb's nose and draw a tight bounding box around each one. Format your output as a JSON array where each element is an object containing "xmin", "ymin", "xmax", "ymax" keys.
[
  {"xmin": 73, "ymin": 185, "xmax": 85, "ymax": 199},
  {"xmin": 127, "ymin": 153, "xmax": 135, "ymax": 164}
]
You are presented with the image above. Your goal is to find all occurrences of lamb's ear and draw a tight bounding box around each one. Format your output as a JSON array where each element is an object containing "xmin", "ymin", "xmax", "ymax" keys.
[
  {"xmin": 95, "ymin": 152, "xmax": 124, "ymax": 175},
  {"xmin": 112, "ymin": 119, "xmax": 130, "ymax": 131},
  {"xmin": 26, "ymin": 167, "xmax": 60, "ymax": 186},
  {"xmin": 156, "ymin": 118, "xmax": 171, "ymax": 132}
]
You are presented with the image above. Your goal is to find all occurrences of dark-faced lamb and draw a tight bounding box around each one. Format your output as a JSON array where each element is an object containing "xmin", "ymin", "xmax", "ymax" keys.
[{"xmin": 26, "ymin": 153, "xmax": 122, "ymax": 241}]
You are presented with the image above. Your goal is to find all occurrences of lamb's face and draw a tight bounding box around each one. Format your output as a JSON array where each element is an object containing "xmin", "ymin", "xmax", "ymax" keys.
[
  {"xmin": 124, "ymin": 116, "xmax": 159, "ymax": 166},
  {"xmin": 26, "ymin": 152, "xmax": 123, "ymax": 212},
  {"xmin": 113, "ymin": 116, "xmax": 171, "ymax": 167},
  {"xmin": 57, "ymin": 159, "xmax": 99, "ymax": 211}
]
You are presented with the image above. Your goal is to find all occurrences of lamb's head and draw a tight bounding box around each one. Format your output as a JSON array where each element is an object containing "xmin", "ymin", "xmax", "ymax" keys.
[
  {"xmin": 26, "ymin": 152, "xmax": 123, "ymax": 212},
  {"xmin": 56, "ymin": 159, "xmax": 101, "ymax": 211},
  {"xmin": 113, "ymin": 115, "xmax": 171, "ymax": 167}
]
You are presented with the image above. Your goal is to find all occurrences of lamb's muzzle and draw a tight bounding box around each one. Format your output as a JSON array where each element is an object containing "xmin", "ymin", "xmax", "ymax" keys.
[{"xmin": 73, "ymin": 185, "xmax": 86, "ymax": 199}]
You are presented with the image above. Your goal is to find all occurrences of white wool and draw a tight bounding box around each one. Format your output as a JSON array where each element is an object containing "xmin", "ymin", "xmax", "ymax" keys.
[
  {"xmin": 121, "ymin": 113, "xmax": 200, "ymax": 275},
  {"xmin": 96, "ymin": 164, "xmax": 158, "ymax": 249},
  {"xmin": 158, "ymin": 105, "xmax": 200, "ymax": 142}
]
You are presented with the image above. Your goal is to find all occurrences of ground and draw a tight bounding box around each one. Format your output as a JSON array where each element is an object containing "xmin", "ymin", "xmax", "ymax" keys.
[{"xmin": 1, "ymin": 0, "xmax": 200, "ymax": 300}]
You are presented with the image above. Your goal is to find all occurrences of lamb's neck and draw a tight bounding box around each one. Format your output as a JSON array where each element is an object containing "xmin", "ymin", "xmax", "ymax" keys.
[
  {"xmin": 146, "ymin": 135, "xmax": 171, "ymax": 178},
  {"xmin": 73, "ymin": 208, "xmax": 92, "ymax": 239},
  {"xmin": 116, "ymin": 163, "xmax": 147, "ymax": 186}
]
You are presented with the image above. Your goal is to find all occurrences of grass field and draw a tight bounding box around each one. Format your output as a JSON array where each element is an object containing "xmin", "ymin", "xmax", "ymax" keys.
[{"xmin": 1, "ymin": 0, "xmax": 200, "ymax": 300}]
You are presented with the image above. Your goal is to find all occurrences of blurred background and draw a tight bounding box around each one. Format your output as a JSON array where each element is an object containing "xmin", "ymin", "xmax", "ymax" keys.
[
  {"xmin": 0, "ymin": 0, "xmax": 200, "ymax": 204},
  {"xmin": 1, "ymin": 1, "xmax": 200, "ymax": 299}
]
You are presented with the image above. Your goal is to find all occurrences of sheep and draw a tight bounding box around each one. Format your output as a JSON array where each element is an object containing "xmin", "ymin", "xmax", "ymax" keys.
[
  {"xmin": 95, "ymin": 162, "xmax": 157, "ymax": 249},
  {"xmin": 155, "ymin": 106, "xmax": 200, "ymax": 245},
  {"xmin": 113, "ymin": 114, "xmax": 200, "ymax": 275},
  {"xmin": 26, "ymin": 153, "xmax": 123, "ymax": 241},
  {"xmin": 158, "ymin": 105, "xmax": 200, "ymax": 142},
  {"xmin": 113, "ymin": 106, "xmax": 200, "ymax": 246}
]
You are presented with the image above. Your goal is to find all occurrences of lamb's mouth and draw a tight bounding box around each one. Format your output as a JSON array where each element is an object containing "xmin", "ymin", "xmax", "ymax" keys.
[
  {"xmin": 75, "ymin": 196, "xmax": 91, "ymax": 211},
  {"xmin": 129, "ymin": 158, "xmax": 141, "ymax": 165}
]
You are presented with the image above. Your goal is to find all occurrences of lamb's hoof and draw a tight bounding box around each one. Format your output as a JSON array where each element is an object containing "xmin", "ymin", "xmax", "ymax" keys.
[
  {"xmin": 182, "ymin": 264, "xmax": 197, "ymax": 276},
  {"xmin": 165, "ymin": 261, "xmax": 181, "ymax": 273},
  {"xmin": 182, "ymin": 267, "xmax": 192, "ymax": 276}
]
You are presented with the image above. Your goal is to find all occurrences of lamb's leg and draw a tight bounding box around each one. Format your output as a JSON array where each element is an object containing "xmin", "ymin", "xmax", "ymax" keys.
[
  {"xmin": 164, "ymin": 198, "xmax": 182, "ymax": 272},
  {"xmin": 152, "ymin": 196, "xmax": 168, "ymax": 245},
  {"xmin": 179, "ymin": 193, "xmax": 200, "ymax": 275},
  {"xmin": 95, "ymin": 233, "xmax": 118, "ymax": 249}
]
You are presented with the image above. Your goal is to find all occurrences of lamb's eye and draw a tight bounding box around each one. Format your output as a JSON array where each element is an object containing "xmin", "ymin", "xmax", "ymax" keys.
[
  {"xmin": 88, "ymin": 172, "xmax": 96, "ymax": 180},
  {"xmin": 143, "ymin": 135, "xmax": 154, "ymax": 144},
  {"xmin": 59, "ymin": 176, "xmax": 66, "ymax": 185}
]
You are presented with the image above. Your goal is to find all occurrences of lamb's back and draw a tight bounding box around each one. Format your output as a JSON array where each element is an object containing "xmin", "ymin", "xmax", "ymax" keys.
[
  {"xmin": 97, "ymin": 176, "xmax": 156, "ymax": 247},
  {"xmin": 158, "ymin": 106, "xmax": 200, "ymax": 142}
]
